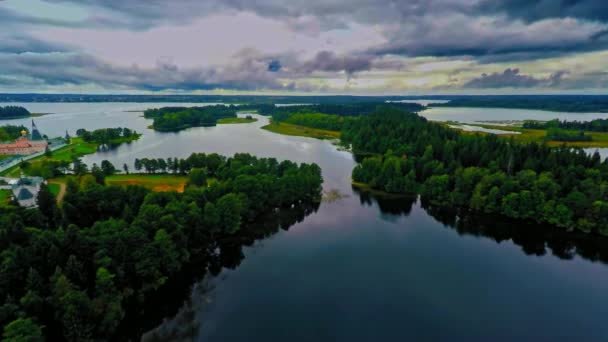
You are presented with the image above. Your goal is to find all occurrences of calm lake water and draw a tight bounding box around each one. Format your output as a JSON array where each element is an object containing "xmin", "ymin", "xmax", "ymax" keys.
[{"xmin": 2, "ymin": 103, "xmax": 608, "ymax": 341}]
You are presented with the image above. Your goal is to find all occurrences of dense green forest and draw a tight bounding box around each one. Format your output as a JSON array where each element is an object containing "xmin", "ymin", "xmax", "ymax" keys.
[
  {"xmin": 270, "ymin": 112, "xmax": 352, "ymax": 131},
  {"xmin": 0, "ymin": 125, "xmax": 28, "ymax": 141},
  {"xmin": 264, "ymin": 102, "xmax": 426, "ymax": 131},
  {"xmin": 432, "ymin": 96, "xmax": 608, "ymax": 113},
  {"xmin": 0, "ymin": 153, "xmax": 322, "ymax": 341},
  {"xmin": 343, "ymin": 106, "xmax": 608, "ymax": 235},
  {"xmin": 524, "ymin": 118, "xmax": 608, "ymax": 132},
  {"xmin": 76, "ymin": 127, "xmax": 140, "ymax": 144},
  {"xmin": 144, "ymin": 106, "xmax": 238, "ymax": 131},
  {"xmin": 255, "ymin": 102, "xmax": 424, "ymax": 118},
  {"xmin": 0, "ymin": 106, "xmax": 30, "ymax": 119}
]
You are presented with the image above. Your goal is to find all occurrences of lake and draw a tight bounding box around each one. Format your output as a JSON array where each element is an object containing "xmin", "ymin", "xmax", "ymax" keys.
[{"xmin": 2, "ymin": 103, "xmax": 608, "ymax": 341}]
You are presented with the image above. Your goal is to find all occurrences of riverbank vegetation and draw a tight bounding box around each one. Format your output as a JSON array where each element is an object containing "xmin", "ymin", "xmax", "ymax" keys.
[
  {"xmin": 144, "ymin": 106, "xmax": 238, "ymax": 131},
  {"xmin": 343, "ymin": 106, "xmax": 608, "ymax": 235},
  {"xmin": 217, "ymin": 117, "xmax": 257, "ymax": 124},
  {"xmin": 0, "ymin": 152, "xmax": 322, "ymax": 341},
  {"xmin": 0, "ymin": 106, "xmax": 31, "ymax": 120},
  {"xmin": 262, "ymin": 121, "xmax": 340, "ymax": 140}
]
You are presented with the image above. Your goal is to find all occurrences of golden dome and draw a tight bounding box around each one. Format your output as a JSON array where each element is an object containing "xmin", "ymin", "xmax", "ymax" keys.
[{"xmin": 20, "ymin": 130, "xmax": 27, "ymax": 136}]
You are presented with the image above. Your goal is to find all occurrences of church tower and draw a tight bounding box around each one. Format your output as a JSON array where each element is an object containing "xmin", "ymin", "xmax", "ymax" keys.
[{"xmin": 30, "ymin": 120, "xmax": 43, "ymax": 141}]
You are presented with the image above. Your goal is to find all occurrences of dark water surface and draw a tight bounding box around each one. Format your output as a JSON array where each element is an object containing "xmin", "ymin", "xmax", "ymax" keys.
[{"xmin": 2, "ymin": 103, "xmax": 608, "ymax": 341}]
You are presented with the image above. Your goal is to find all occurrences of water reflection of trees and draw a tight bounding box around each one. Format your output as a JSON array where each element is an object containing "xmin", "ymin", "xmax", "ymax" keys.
[
  {"xmin": 356, "ymin": 188, "xmax": 608, "ymax": 265},
  {"xmin": 139, "ymin": 203, "xmax": 319, "ymax": 342}
]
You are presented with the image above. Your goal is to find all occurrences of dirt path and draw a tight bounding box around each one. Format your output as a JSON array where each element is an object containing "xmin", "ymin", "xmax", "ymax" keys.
[{"xmin": 49, "ymin": 180, "xmax": 67, "ymax": 204}]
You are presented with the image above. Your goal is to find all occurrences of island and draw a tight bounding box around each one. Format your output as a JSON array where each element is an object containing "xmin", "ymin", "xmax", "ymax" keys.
[
  {"xmin": 144, "ymin": 106, "xmax": 239, "ymax": 131},
  {"xmin": 0, "ymin": 106, "xmax": 32, "ymax": 120}
]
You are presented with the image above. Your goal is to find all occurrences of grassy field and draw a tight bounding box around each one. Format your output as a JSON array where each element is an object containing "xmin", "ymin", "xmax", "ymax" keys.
[
  {"xmin": 218, "ymin": 117, "xmax": 258, "ymax": 124},
  {"xmin": 48, "ymin": 183, "xmax": 61, "ymax": 197},
  {"xmin": 452, "ymin": 124, "xmax": 608, "ymax": 147},
  {"xmin": 106, "ymin": 174, "xmax": 189, "ymax": 192},
  {"xmin": 261, "ymin": 121, "xmax": 340, "ymax": 140},
  {"xmin": 51, "ymin": 138, "xmax": 98, "ymax": 161}
]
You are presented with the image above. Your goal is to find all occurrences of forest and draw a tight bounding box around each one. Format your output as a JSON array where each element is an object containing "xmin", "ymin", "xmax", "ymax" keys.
[
  {"xmin": 432, "ymin": 95, "xmax": 608, "ymax": 113},
  {"xmin": 0, "ymin": 153, "xmax": 323, "ymax": 341},
  {"xmin": 0, "ymin": 125, "xmax": 28, "ymax": 142},
  {"xmin": 343, "ymin": 106, "xmax": 608, "ymax": 235},
  {"xmin": 524, "ymin": 118, "xmax": 608, "ymax": 132},
  {"xmin": 76, "ymin": 127, "xmax": 140, "ymax": 144},
  {"xmin": 0, "ymin": 106, "xmax": 31, "ymax": 120},
  {"xmin": 264, "ymin": 102, "xmax": 427, "ymax": 132},
  {"xmin": 270, "ymin": 112, "xmax": 352, "ymax": 131},
  {"xmin": 144, "ymin": 106, "xmax": 238, "ymax": 131}
]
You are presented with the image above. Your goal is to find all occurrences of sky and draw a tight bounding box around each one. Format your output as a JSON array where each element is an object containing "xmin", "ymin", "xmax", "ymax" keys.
[{"xmin": 1, "ymin": 0, "xmax": 607, "ymax": 95}]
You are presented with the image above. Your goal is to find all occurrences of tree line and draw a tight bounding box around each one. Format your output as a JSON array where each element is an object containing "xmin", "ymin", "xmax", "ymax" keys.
[
  {"xmin": 271, "ymin": 112, "xmax": 353, "ymax": 131},
  {"xmin": 0, "ymin": 125, "xmax": 28, "ymax": 142},
  {"xmin": 144, "ymin": 106, "xmax": 238, "ymax": 132},
  {"xmin": 342, "ymin": 106, "xmax": 608, "ymax": 235},
  {"xmin": 251, "ymin": 102, "xmax": 424, "ymax": 118},
  {"xmin": 0, "ymin": 153, "xmax": 323, "ymax": 341},
  {"xmin": 524, "ymin": 118, "xmax": 608, "ymax": 132},
  {"xmin": 432, "ymin": 95, "xmax": 608, "ymax": 113},
  {"xmin": 0, "ymin": 106, "xmax": 30, "ymax": 119}
]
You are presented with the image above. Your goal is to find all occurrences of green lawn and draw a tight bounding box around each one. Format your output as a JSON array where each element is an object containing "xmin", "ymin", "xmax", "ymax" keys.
[
  {"xmin": 106, "ymin": 174, "xmax": 189, "ymax": 192},
  {"xmin": 261, "ymin": 121, "xmax": 340, "ymax": 140},
  {"xmin": 48, "ymin": 183, "xmax": 61, "ymax": 197},
  {"xmin": 217, "ymin": 117, "xmax": 258, "ymax": 124},
  {"xmin": 50, "ymin": 138, "xmax": 98, "ymax": 162}
]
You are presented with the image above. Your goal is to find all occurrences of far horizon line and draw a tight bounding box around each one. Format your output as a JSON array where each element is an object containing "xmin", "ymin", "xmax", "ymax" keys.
[{"xmin": 0, "ymin": 93, "xmax": 607, "ymax": 97}]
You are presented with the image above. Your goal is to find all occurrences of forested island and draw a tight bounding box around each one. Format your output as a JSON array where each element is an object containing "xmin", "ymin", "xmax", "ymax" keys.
[
  {"xmin": 0, "ymin": 153, "xmax": 323, "ymax": 341},
  {"xmin": 0, "ymin": 106, "xmax": 31, "ymax": 120},
  {"xmin": 341, "ymin": 107, "xmax": 607, "ymax": 235},
  {"xmin": 144, "ymin": 106, "xmax": 238, "ymax": 131},
  {"xmin": 75, "ymin": 127, "xmax": 141, "ymax": 144}
]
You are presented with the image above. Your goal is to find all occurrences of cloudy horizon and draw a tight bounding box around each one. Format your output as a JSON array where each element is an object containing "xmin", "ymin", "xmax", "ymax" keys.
[{"xmin": 1, "ymin": 0, "xmax": 607, "ymax": 95}]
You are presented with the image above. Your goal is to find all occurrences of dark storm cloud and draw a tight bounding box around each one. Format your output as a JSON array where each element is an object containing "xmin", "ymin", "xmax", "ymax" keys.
[
  {"xmin": 463, "ymin": 68, "xmax": 568, "ymax": 88},
  {"xmin": 477, "ymin": 0, "xmax": 608, "ymax": 23},
  {"xmin": 29, "ymin": 0, "xmax": 608, "ymax": 60},
  {"xmin": 0, "ymin": 34, "xmax": 68, "ymax": 54},
  {"xmin": 0, "ymin": 52, "xmax": 290, "ymax": 91},
  {"xmin": 296, "ymin": 51, "xmax": 372, "ymax": 75}
]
